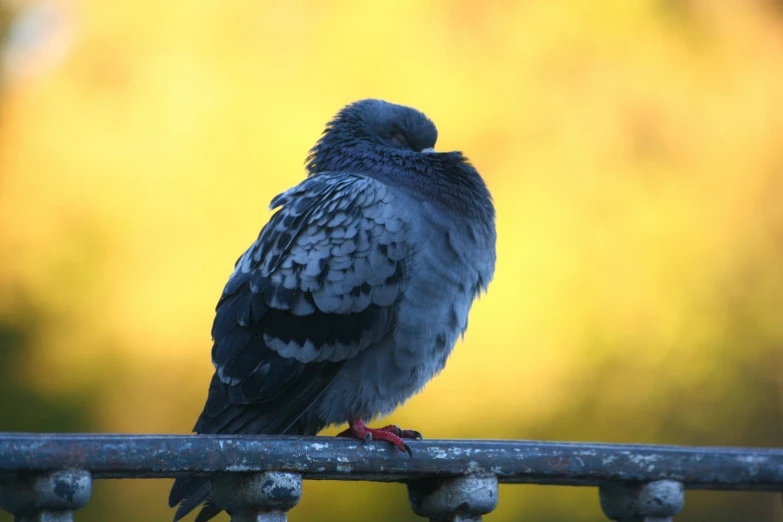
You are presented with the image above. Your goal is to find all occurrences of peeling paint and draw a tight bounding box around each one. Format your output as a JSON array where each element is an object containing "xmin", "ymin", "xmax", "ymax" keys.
[
  {"xmin": 430, "ymin": 448, "xmax": 449, "ymax": 459},
  {"xmin": 466, "ymin": 461, "xmax": 481, "ymax": 473},
  {"xmin": 629, "ymin": 454, "xmax": 661, "ymax": 466},
  {"xmin": 736, "ymin": 455, "xmax": 768, "ymax": 464},
  {"xmin": 225, "ymin": 464, "xmax": 252, "ymax": 472}
]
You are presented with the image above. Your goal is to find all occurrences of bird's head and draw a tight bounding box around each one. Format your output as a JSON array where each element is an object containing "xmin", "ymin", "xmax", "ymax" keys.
[
  {"xmin": 306, "ymin": 99, "xmax": 439, "ymax": 175},
  {"xmin": 304, "ymin": 99, "xmax": 493, "ymax": 224}
]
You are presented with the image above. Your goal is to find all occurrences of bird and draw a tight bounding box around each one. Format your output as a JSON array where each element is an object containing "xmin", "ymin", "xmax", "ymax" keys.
[{"xmin": 168, "ymin": 99, "xmax": 496, "ymax": 522}]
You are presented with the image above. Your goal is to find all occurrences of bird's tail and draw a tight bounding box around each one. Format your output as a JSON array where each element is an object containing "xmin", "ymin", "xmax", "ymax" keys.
[
  {"xmin": 169, "ymin": 480, "xmax": 218, "ymax": 522},
  {"xmin": 168, "ymin": 373, "xmax": 329, "ymax": 522},
  {"xmin": 168, "ymin": 404, "xmax": 316, "ymax": 522}
]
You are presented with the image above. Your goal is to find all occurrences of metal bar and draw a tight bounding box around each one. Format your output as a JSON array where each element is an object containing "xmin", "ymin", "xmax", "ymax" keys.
[
  {"xmin": 211, "ymin": 471, "xmax": 302, "ymax": 522},
  {"xmin": 0, "ymin": 469, "xmax": 92, "ymax": 522},
  {"xmin": 0, "ymin": 434, "xmax": 782, "ymax": 489},
  {"xmin": 599, "ymin": 480, "xmax": 685, "ymax": 521},
  {"xmin": 407, "ymin": 475, "xmax": 498, "ymax": 521}
]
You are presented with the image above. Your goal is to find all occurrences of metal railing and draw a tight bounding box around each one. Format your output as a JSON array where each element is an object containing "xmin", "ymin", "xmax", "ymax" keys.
[{"xmin": 0, "ymin": 433, "xmax": 782, "ymax": 521}]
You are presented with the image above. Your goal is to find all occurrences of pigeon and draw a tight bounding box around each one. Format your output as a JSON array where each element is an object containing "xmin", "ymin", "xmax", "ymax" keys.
[{"xmin": 168, "ymin": 99, "xmax": 496, "ymax": 522}]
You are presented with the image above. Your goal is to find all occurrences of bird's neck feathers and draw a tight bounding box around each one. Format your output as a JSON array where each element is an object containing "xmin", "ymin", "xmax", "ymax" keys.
[{"xmin": 306, "ymin": 141, "xmax": 494, "ymax": 224}]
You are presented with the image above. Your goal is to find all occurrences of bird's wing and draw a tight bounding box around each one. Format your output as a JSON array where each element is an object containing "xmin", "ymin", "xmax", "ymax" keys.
[
  {"xmin": 198, "ymin": 171, "xmax": 406, "ymax": 433},
  {"xmin": 169, "ymin": 172, "xmax": 407, "ymax": 521}
]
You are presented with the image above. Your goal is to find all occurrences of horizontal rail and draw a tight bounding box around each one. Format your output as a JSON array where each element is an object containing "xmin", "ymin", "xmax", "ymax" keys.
[{"xmin": 1, "ymin": 433, "xmax": 782, "ymax": 489}]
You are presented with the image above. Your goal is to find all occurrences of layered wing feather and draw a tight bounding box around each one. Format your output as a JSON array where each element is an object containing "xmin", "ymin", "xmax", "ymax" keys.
[{"xmin": 210, "ymin": 172, "xmax": 405, "ymax": 407}]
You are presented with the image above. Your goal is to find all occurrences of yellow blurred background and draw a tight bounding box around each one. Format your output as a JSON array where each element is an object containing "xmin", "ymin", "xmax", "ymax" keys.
[{"xmin": 1, "ymin": 0, "xmax": 782, "ymax": 520}]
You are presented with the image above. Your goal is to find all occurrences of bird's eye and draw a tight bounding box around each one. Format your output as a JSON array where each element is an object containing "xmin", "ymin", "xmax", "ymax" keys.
[{"xmin": 388, "ymin": 131, "xmax": 412, "ymax": 150}]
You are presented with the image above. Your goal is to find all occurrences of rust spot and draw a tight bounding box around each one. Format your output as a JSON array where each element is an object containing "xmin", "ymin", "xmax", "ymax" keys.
[{"xmin": 548, "ymin": 457, "xmax": 571, "ymax": 471}]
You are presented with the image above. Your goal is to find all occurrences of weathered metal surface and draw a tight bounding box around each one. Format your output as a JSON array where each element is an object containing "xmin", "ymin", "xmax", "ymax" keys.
[
  {"xmin": 212, "ymin": 471, "xmax": 302, "ymax": 522},
  {"xmin": 0, "ymin": 434, "xmax": 782, "ymax": 489},
  {"xmin": 408, "ymin": 474, "xmax": 498, "ymax": 522},
  {"xmin": 600, "ymin": 480, "xmax": 685, "ymax": 522},
  {"xmin": 0, "ymin": 469, "xmax": 92, "ymax": 522}
]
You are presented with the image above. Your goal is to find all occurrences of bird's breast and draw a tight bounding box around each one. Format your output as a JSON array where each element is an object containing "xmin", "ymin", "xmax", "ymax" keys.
[
  {"xmin": 312, "ymin": 188, "xmax": 496, "ymax": 424},
  {"xmin": 389, "ymin": 195, "xmax": 496, "ymax": 395}
]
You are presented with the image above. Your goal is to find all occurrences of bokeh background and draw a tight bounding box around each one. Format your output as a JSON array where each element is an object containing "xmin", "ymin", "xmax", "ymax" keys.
[{"xmin": 1, "ymin": 0, "xmax": 783, "ymax": 520}]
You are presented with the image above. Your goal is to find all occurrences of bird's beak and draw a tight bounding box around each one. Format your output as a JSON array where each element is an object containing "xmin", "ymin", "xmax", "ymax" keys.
[{"xmin": 421, "ymin": 148, "xmax": 436, "ymax": 154}]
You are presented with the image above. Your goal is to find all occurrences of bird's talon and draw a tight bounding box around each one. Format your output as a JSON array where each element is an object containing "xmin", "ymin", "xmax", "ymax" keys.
[
  {"xmin": 377, "ymin": 425, "xmax": 422, "ymax": 440},
  {"xmin": 403, "ymin": 443, "xmax": 413, "ymax": 458}
]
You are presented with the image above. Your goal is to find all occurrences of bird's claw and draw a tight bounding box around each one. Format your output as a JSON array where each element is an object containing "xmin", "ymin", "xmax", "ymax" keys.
[
  {"xmin": 377, "ymin": 424, "xmax": 423, "ymax": 440},
  {"xmin": 337, "ymin": 417, "xmax": 420, "ymax": 457},
  {"xmin": 364, "ymin": 425, "xmax": 417, "ymax": 457},
  {"xmin": 403, "ymin": 442, "xmax": 413, "ymax": 458},
  {"xmin": 403, "ymin": 430, "xmax": 423, "ymax": 440}
]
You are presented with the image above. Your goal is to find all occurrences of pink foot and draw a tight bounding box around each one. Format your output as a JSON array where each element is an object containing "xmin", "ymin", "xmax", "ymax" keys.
[{"xmin": 337, "ymin": 416, "xmax": 423, "ymax": 457}]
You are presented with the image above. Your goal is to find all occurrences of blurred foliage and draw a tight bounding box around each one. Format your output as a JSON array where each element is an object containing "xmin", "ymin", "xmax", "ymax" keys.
[{"xmin": 1, "ymin": 0, "xmax": 783, "ymax": 521}]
